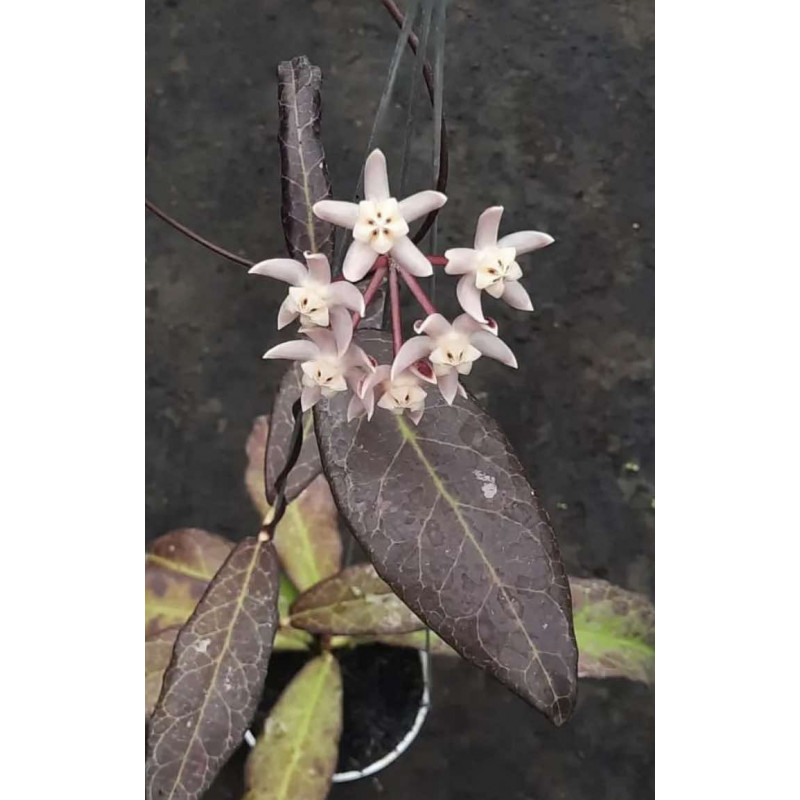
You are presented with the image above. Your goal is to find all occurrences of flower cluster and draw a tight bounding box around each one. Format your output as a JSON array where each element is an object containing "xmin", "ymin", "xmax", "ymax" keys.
[{"xmin": 250, "ymin": 149, "xmax": 553, "ymax": 425}]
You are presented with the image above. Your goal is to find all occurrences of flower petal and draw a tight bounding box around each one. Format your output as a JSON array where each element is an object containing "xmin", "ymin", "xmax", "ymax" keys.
[
  {"xmin": 415, "ymin": 313, "xmax": 452, "ymax": 338},
  {"xmin": 470, "ymin": 331, "xmax": 518, "ymax": 368},
  {"xmin": 390, "ymin": 236, "xmax": 433, "ymax": 277},
  {"xmin": 474, "ymin": 206, "xmax": 504, "ymax": 249},
  {"xmin": 301, "ymin": 385, "xmax": 322, "ymax": 412},
  {"xmin": 262, "ymin": 340, "xmax": 320, "ymax": 361},
  {"xmin": 277, "ymin": 296, "xmax": 299, "ymax": 329},
  {"xmin": 437, "ymin": 370, "xmax": 460, "ymax": 405},
  {"xmin": 304, "ymin": 251, "xmax": 331, "ymax": 285},
  {"xmin": 347, "ymin": 393, "xmax": 366, "ymax": 422},
  {"xmin": 456, "ymin": 273, "xmax": 487, "ymax": 322},
  {"xmin": 343, "ymin": 240, "xmax": 378, "ymax": 282},
  {"xmin": 391, "ymin": 336, "xmax": 435, "ymax": 379},
  {"xmin": 302, "ymin": 327, "xmax": 338, "ymax": 357},
  {"xmin": 497, "ymin": 230, "xmax": 554, "ymax": 255},
  {"xmin": 364, "ymin": 149, "xmax": 391, "ymax": 201},
  {"xmin": 329, "ymin": 305, "xmax": 354, "ymax": 355},
  {"xmin": 457, "ymin": 383, "xmax": 467, "ymax": 399},
  {"xmin": 408, "ymin": 407, "xmax": 425, "ymax": 425},
  {"xmin": 443, "ymin": 248, "xmax": 478, "ymax": 275},
  {"xmin": 500, "ymin": 280, "xmax": 534, "ymax": 311},
  {"xmin": 327, "ymin": 280, "xmax": 365, "ymax": 315},
  {"xmin": 399, "ymin": 190, "xmax": 448, "ymax": 223},
  {"xmin": 249, "ymin": 258, "xmax": 307, "ymax": 285},
  {"xmin": 452, "ymin": 314, "xmax": 486, "ymax": 336},
  {"xmin": 312, "ymin": 200, "xmax": 360, "ymax": 229}
]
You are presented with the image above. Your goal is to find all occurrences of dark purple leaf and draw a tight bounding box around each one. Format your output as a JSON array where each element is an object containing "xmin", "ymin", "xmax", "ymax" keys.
[
  {"xmin": 145, "ymin": 538, "xmax": 280, "ymax": 800},
  {"xmin": 263, "ymin": 366, "xmax": 322, "ymax": 505},
  {"xmin": 277, "ymin": 56, "xmax": 334, "ymax": 261},
  {"xmin": 313, "ymin": 331, "xmax": 578, "ymax": 725}
]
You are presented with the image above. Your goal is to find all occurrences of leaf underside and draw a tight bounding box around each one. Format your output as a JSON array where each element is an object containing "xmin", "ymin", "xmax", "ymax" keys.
[
  {"xmin": 569, "ymin": 577, "xmax": 655, "ymax": 685},
  {"xmin": 263, "ymin": 367, "xmax": 323, "ymax": 506},
  {"xmin": 244, "ymin": 653, "xmax": 342, "ymax": 800},
  {"xmin": 313, "ymin": 331, "xmax": 578, "ymax": 725},
  {"xmin": 277, "ymin": 56, "xmax": 334, "ymax": 262},
  {"xmin": 290, "ymin": 563, "xmax": 423, "ymax": 635},
  {"xmin": 145, "ymin": 538, "xmax": 280, "ymax": 800}
]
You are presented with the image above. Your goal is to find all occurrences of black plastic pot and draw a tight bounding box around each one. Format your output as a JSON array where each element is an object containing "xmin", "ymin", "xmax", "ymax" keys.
[{"xmin": 205, "ymin": 644, "xmax": 429, "ymax": 799}]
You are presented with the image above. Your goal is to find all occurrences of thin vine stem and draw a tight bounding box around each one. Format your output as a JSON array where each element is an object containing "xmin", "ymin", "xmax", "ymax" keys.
[
  {"xmin": 397, "ymin": 263, "xmax": 437, "ymax": 316},
  {"xmin": 389, "ymin": 262, "xmax": 404, "ymax": 356},
  {"xmin": 145, "ymin": 199, "xmax": 255, "ymax": 268}
]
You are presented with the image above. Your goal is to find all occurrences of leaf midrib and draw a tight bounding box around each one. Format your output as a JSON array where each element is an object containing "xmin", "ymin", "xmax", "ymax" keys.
[
  {"xmin": 163, "ymin": 540, "xmax": 264, "ymax": 800},
  {"xmin": 394, "ymin": 416, "xmax": 559, "ymax": 704}
]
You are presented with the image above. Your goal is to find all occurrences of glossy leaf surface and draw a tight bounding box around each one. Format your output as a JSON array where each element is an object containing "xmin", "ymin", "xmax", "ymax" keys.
[{"xmin": 314, "ymin": 331, "xmax": 578, "ymax": 724}]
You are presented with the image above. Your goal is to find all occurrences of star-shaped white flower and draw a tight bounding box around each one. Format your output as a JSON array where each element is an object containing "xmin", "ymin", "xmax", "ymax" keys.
[
  {"xmin": 444, "ymin": 206, "xmax": 553, "ymax": 322},
  {"xmin": 249, "ymin": 251, "xmax": 365, "ymax": 353},
  {"xmin": 262, "ymin": 327, "xmax": 373, "ymax": 411},
  {"xmin": 391, "ymin": 313, "xmax": 518, "ymax": 405},
  {"xmin": 313, "ymin": 149, "xmax": 447, "ymax": 282},
  {"xmin": 348, "ymin": 364, "xmax": 429, "ymax": 425}
]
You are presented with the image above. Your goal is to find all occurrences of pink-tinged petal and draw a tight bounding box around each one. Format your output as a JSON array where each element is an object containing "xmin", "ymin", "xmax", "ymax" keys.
[
  {"xmin": 262, "ymin": 340, "xmax": 320, "ymax": 361},
  {"xmin": 347, "ymin": 393, "xmax": 366, "ymax": 422},
  {"xmin": 301, "ymin": 385, "xmax": 322, "ymax": 412},
  {"xmin": 249, "ymin": 258, "xmax": 307, "ymax": 285},
  {"xmin": 277, "ymin": 296, "xmax": 299, "ymax": 329},
  {"xmin": 470, "ymin": 331, "xmax": 518, "ymax": 368},
  {"xmin": 364, "ymin": 149, "xmax": 391, "ymax": 200},
  {"xmin": 415, "ymin": 313, "xmax": 452, "ymax": 338},
  {"xmin": 497, "ymin": 230, "xmax": 554, "ymax": 255},
  {"xmin": 302, "ymin": 327, "xmax": 338, "ymax": 357},
  {"xmin": 474, "ymin": 206, "xmax": 504, "ymax": 249},
  {"xmin": 452, "ymin": 313, "xmax": 487, "ymax": 336},
  {"xmin": 437, "ymin": 370, "xmax": 460, "ymax": 405},
  {"xmin": 327, "ymin": 280, "xmax": 366, "ymax": 315},
  {"xmin": 408, "ymin": 407, "xmax": 425, "ymax": 425},
  {"xmin": 456, "ymin": 274, "xmax": 487, "ymax": 322},
  {"xmin": 410, "ymin": 359, "xmax": 437, "ymax": 384},
  {"xmin": 343, "ymin": 240, "xmax": 378, "ymax": 282},
  {"xmin": 329, "ymin": 305, "xmax": 353, "ymax": 355},
  {"xmin": 344, "ymin": 344, "xmax": 375, "ymax": 374},
  {"xmin": 312, "ymin": 200, "xmax": 360, "ymax": 229},
  {"xmin": 390, "ymin": 236, "xmax": 433, "ymax": 277},
  {"xmin": 500, "ymin": 280, "xmax": 534, "ymax": 311},
  {"xmin": 457, "ymin": 383, "xmax": 468, "ymax": 399},
  {"xmin": 399, "ymin": 190, "xmax": 447, "ymax": 223},
  {"xmin": 304, "ymin": 251, "xmax": 331, "ymax": 285},
  {"xmin": 483, "ymin": 317, "xmax": 499, "ymax": 335},
  {"xmin": 443, "ymin": 248, "xmax": 478, "ymax": 275},
  {"xmin": 391, "ymin": 336, "xmax": 435, "ymax": 379},
  {"xmin": 360, "ymin": 364, "xmax": 391, "ymax": 397}
]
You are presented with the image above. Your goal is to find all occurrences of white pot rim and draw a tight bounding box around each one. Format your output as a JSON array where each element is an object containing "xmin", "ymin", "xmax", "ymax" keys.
[{"xmin": 244, "ymin": 648, "xmax": 431, "ymax": 784}]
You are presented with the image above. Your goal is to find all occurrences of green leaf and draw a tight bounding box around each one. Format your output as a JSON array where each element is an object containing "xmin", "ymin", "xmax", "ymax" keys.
[
  {"xmin": 289, "ymin": 563, "xmax": 422, "ymax": 635},
  {"xmin": 146, "ymin": 538, "xmax": 280, "ymax": 800},
  {"xmin": 274, "ymin": 573, "xmax": 313, "ymax": 652},
  {"xmin": 145, "ymin": 528, "xmax": 234, "ymax": 636},
  {"xmin": 274, "ymin": 474, "xmax": 342, "ymax": 592},
  {"xmin": 569, "ymin": 577, "xmax": 655, "ymax": 685},
  {"xmin": 145, "ymin": 626, "xmax": 180, "ymax": 720},
  {"xmin": 314, "ymin": 331, "xmax": 578, "ymax": 725},
  {"xmin": 244, "ymin": 652, "xmax": 342, "ymax": 800},
  {"xmin": 277, "ymin": 57, "xmax": 334, "ymax": 261},
  {"xmin": 245, "ymin": 414, "xmax": 342, "ymax": 592}
]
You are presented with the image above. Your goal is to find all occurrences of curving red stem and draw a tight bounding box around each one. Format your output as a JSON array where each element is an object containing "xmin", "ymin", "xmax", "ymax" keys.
[{"xmin": 388, "ymin": 262, "xmax": 404, "ymax": 356}]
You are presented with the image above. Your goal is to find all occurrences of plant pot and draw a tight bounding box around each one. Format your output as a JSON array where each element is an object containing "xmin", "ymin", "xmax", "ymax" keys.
[{"xmin": 249, "ymin": 643, "xmax": 430, "ymax": 782}]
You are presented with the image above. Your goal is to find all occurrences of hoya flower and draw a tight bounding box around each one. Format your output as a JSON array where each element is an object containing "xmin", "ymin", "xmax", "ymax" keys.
[
  {"xmin": 313, "ymin": 149, "xmax": 447, "ymax": 282},
  {"xmin": 262, "ymin": 328, "xmax": 373, "ymax": 412},
  {"xmin": 444, "ymin": 206, "xmax": 554, "ymax": 322},
  {"xmin": 391, "ymin": 313, "xmax": 517, "ymax": 405},
  {"xmin": 249, "ymin": 251, "xmax": 365, "ymax": 343},
  {"xmin": 346, "ymin": 364, "xmax": 429, "ymax": 425}
]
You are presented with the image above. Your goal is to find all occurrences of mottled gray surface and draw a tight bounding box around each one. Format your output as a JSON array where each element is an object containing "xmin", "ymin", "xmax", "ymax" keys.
[{"xmin": 146, "ymin": 0, "xmax": 653, "ymax": 796}]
